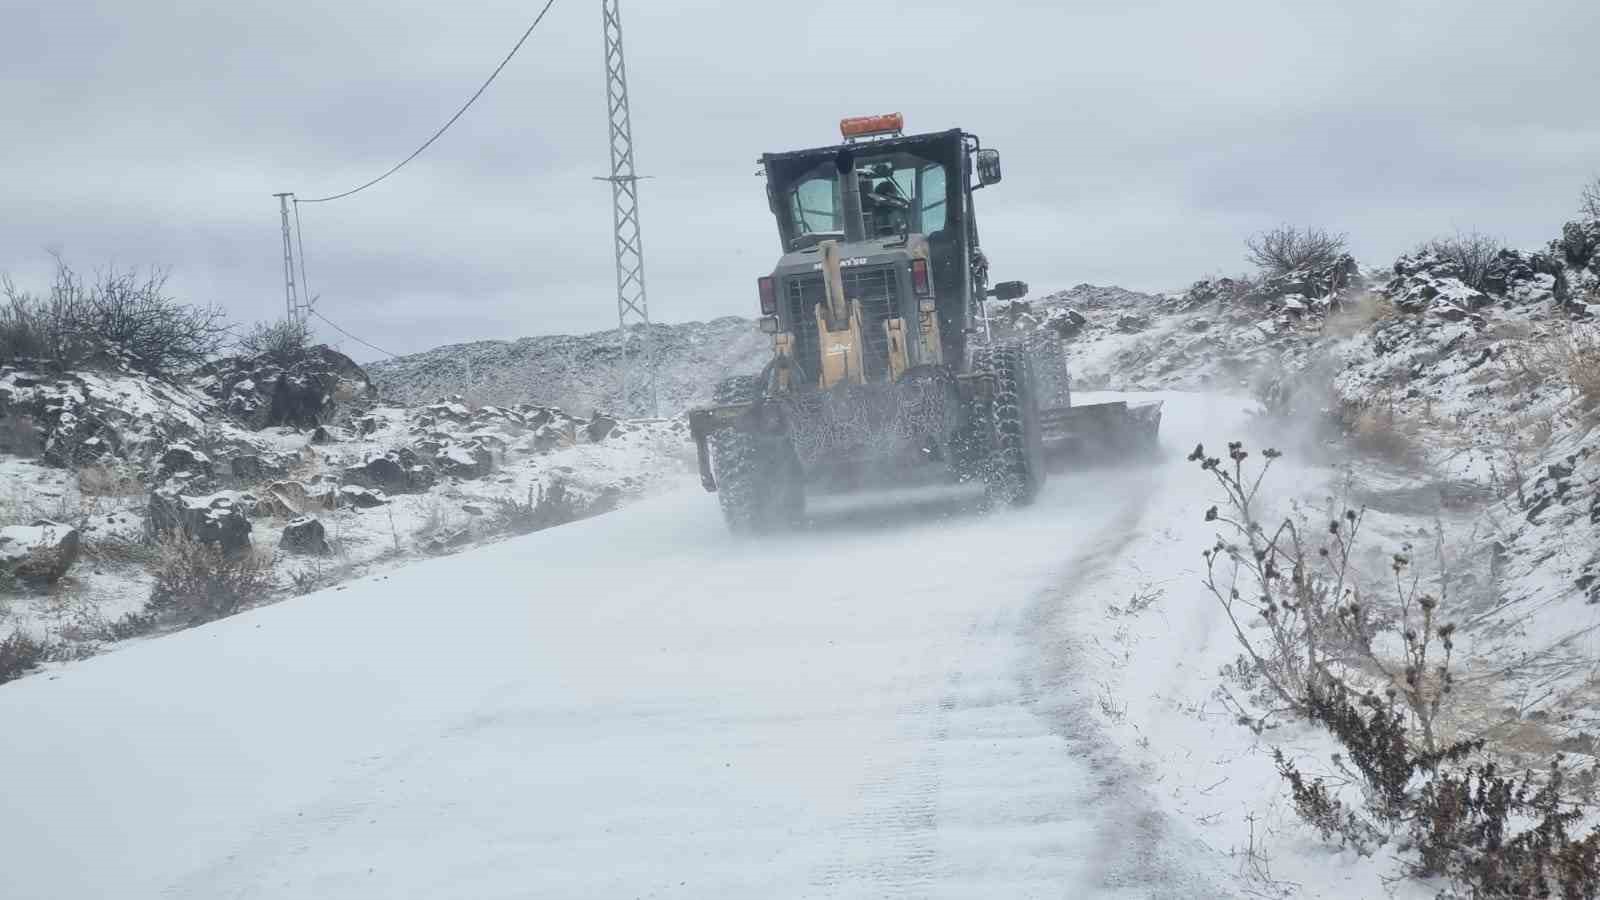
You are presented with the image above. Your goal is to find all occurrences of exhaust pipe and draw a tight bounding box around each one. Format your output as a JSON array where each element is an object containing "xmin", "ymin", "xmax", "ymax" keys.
[{"xmin": 836, "ymin": 149, "xmax": 865, "ymax": 244}]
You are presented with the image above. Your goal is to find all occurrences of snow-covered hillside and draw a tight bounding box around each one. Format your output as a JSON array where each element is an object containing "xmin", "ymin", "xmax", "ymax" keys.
[{"xmin": 366, "ymin": 316, "xmax": 769, "ymax": 416}]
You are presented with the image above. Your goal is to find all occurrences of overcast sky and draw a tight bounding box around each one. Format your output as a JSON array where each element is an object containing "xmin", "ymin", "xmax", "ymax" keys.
[{"xmin": 3, "ymin": 0, "xmax": 1598, "ymax": 361}]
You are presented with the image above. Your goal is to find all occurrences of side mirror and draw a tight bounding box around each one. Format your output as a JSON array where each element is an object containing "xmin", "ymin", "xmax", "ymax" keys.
[
  {"xmin": 990, "ymin": 280, "xmax": 1028, "ymax": 301},
  {"xmin": 976, "ymin": 149, "xmax": 1003, "ymax": 187}
]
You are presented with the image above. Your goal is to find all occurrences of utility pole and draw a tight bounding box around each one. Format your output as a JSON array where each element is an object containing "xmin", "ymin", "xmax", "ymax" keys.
[
  {"xmin": 274, "ymin": 193, "xmax": 303, "ymax": 328},
  {"xmin": 596, "ymin": 0, "xmax": 656, "ymax": 418}
]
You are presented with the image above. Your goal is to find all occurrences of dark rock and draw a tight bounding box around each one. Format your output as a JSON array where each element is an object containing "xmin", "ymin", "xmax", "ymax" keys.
[
  {"xmin": 586, "ymin": 414, "xmax": 619, "ymax": 443},
  {"xmin": 522, "ymin": 423, "xmax": 570, "ymax": 455},
  {"xmin": 473, "ymin": 433, "xmax": 511, "ymax": 453},
  {"xmin": 1553, "ymin": 220, "xmax": 1600, "ymax": 270},
  {"xmin": 1116, "ymin": 313, "xmax": 1151, "ymax": 333},
  {"xmin": 425, "ymin": 398, "xmax": 474, "ymax": 422},
  {"xmin": 280, "ymin": 516, "xmax": 330, "ymax": 555},
  {"xmin": 0, "ymin": 520, "xmax": 81, "ymax": 583},
  {"xmin": 346, "ymin": 449, "xmax": 434, "ymax": 494},
  {"xmin": 157, "ymin": 443, "xmax": 214, "ymax": 478},
  {"xmin": 423, "ymin": 527, "xmax": 473, "ymax": 555},
  {"xmin": 1386, "ymin": 252, "xmax": 1491, "ymax": 315},
  {"xmin": 146, "ymin": 488, "xmax": 253, "ymax": 553},
  {"xmin": 1248, "ymin": 255, "xmax": 1361, "ymax": 306},
  {"xmin": 1483, "ymin": 249, "xmax": 1569, "ymax": 304},
  {"xmin": 354, "ymin": 414, "xmax": 381, "ymax": 436},
  {"xmin": 309, "ymin": 426, "xmax": 334, "ymax": 445},
  {"xmin": 435, "ymin": 441, "xmax": 493, "ymax": 480},
  {"xmin": 1044, "ymin": 307, "xmax": 1088, "ymax": 338},
  {"xmin": 229, "ymin": 454, "xmax": 285, "ymax": 482},
  {"xmin": 338, "ymin": 485, "xmax": 387, "ymax": 509}
]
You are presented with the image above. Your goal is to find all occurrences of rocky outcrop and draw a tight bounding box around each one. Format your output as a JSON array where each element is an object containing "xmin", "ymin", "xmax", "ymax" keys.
[
  {"xmin": 1383, "ymin": 248, "xmax": 1576, "ymax": 320},
  {"xmin": 146, "ymin": 488, "xmax": 254, "ymax": 553},
  {"xmin": 344, "ymin": 449, "xmax": 436, "ymax": 494},
  {"xmin": 435, "ymin": 441, "xmax": 494, "ymax": 480},
  {"xmin": 198, "ymin": 345, "xmax": 375, "ymax": 431},
  {"xmin": 0, "ymin": 366, "xmax": 209, "ymax": 468}
]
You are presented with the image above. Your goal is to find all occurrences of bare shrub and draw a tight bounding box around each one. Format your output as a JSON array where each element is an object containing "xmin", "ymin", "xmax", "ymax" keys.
[
  {"xmin": 492, "ymin": 481, "xmax": 584, "ymax": 536},
  {"xmin": 1324, "ymin": 291, "xmax": 1397, "ymax": 339},
  {"xmin": 80, "ymin": 532, "xmax": 158, "ymax": 568},
  {"xmin": 1245, "ymin": 225, "xmax": 1348, "ymax": 276},
  {"xmin": 0, "ymin": 285, "xmax": 61, "ymax": 361},
  {"xmin": 237, "ymin": 319, "xmax": 314, "ymax": 366},
  {"xmin": 146, "ymin": 535, "xmax": 274, "ymax": 624},
  {"xmin": 1583, "ymin": 176, "xmax": 1600, "ymax": 222},
  {"xmin": 1420, "ymin": 230, "xmax": 1504, "ymax": 290},
  {"xmin": 1193, "ymin": 442, "xmax": 1600, "ymax": 895},
  {"xmin": 0, "ymin": 629, "xmax": 50, "ymax": 684},
  {"xmin": 1555, "ymin": 325, "xmax": 1600, "ymax": 413},
  {"xmin": 77, "ymin": 462, "xmax": 143, "ymax": 498},
  {"xmin": 1346, "ymin": 401, "xmax": 1420, "ymax": 464},
  {"xmin": 1, "ymin": 256, "xmax": 229, "ymax": 375}
]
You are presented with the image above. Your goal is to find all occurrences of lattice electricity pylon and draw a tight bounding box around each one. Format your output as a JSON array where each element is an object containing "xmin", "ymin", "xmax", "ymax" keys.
[
  {"xmin": 273, "ymin": 193, "xmax": 305, "ymax": 328},
  {"xmin": 595, "ymin": 0, "xmax": 656, "ymax": 418}
]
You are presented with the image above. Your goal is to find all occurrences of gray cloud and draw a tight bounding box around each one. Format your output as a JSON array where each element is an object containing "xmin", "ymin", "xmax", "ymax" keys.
[{"xmin": 4, "ymin": 0, "xmax": 1597, "ymax": 361}]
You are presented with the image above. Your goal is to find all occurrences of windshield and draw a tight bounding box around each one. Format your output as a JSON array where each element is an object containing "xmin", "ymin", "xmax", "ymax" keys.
[{"xmin": 784, "ymin": 152, "xmax": 950, "ymax": 246}]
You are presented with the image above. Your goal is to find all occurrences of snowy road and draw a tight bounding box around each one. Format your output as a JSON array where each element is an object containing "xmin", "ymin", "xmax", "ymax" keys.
[{"xmin": 0, "ymin": 393, "xmax": 1250, "ymax": 899}]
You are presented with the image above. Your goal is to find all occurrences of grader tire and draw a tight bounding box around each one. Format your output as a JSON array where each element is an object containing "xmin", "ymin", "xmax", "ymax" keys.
[
  {"xmin": 708, "ymin": 376, "xmax": 804, "ymax": 534},
  {"xmin": 976, "ymin": 343, "xmax": 1046, "ymax": 507}
]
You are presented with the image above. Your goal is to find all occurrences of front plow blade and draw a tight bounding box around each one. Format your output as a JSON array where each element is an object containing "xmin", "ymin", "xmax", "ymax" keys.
[{"xmin": 1040, "ymin": 400, "xmax": 1163, "ymax": 461}]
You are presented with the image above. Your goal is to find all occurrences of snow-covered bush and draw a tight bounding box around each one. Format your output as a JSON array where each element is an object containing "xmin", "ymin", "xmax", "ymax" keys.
[
  {"xmin": 236, "ymin": 319, "xmax": 315, "ymax": 367},
  {"xmin": 146, "ymin": 534, "xmax": 274, "ymax": 624},
  {"xmin": 0, "ymin": 629, "xmax": 49, "ymax": 685}
]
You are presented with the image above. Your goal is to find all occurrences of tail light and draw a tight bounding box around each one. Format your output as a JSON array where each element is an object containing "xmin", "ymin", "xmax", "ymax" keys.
[
  {"xmin": 911, "ymin": 259, "xmax": 932, "ymax": 297},
  {"xmin": 758, "ymin": 276, "xmax": 777, "ymax": 316}
]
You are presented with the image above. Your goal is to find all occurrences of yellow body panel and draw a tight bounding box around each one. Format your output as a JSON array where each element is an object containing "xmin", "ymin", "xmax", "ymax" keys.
[
  {"xmin": 816, "ymin": 301, "xmax": 867, "ymax": 388},
  {"xmin": 884, "ymin": 318, "xmax": 909, "ymax": 381},
  {"xmin": 918, "ymin": 307, "xmax": 943, "ymax": 365}
]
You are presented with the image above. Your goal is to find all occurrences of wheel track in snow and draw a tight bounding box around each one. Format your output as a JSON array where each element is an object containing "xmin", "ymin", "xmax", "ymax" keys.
[
  {"xmin": 807, "ymin": 631, "xmax": 963, "ymax": 896},
  {"xmin": 1018, "ymin": 475, "xmax": 1232, "ymax": 898}
]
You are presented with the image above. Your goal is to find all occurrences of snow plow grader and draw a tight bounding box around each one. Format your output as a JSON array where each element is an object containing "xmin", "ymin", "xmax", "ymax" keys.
[{"xmin": 689, "ymin": 115, "xmax": 1161, "ymax": 533}]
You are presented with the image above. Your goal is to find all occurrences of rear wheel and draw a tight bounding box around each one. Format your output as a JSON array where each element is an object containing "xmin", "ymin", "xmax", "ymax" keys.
[
  {"xmin": 976, "ymin": 343, "xmax": 1046, "ymax": 507},
  {"xmin": 1026, "ymin": 331, "xmax": 1072, "ymax": 411},
  {"xmin": 709, "ymin": 376, "xmax": 805, "ymax": 534}
]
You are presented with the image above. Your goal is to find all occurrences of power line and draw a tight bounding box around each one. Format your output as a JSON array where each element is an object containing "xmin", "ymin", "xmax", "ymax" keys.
[
  {"xmin": 309, "ymin": 308, "xmax": 399, "ymax": 359},
  {"xmin": 291, "ymin": 197, "xmax": 312, "ymax": 310},
  {"xmin": 298, "ymin": 0, "xmax": 560, "ymax": 204}
]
